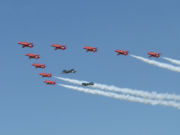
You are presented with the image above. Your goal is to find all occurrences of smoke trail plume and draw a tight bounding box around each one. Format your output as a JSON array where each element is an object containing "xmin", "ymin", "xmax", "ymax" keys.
[
  {"xmin": 58, "ymin": 84, "xmax": 180, "ymax": 109},
  {"xmin": 55, "ymin": 76, "xmax": 180, "ymax": 101},
  {"xmin": 162, "ymin": 57, "xmax": 180, "ymax": 65},
  {"xmin": 130, "ymin": 54, "xmax": 180, "ymax": 73}
]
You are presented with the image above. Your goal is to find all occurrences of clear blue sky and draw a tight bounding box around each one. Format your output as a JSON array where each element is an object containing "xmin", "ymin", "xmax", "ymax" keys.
[{"xmin": 0, "ymin": 0, "xmax": 180, "ymax": 134}]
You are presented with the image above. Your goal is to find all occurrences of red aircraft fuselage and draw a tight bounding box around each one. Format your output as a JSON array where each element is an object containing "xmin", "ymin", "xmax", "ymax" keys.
[
  {"xmin": 25, "ymin": 53, "xmax": 40, "ymax": 59},
  {"xmin": 39, "ymin": 73, "xmax": 52, "ymax": 77},
  {"xmin": 32, "ymin": 63, "xmax": 45, "ymax": 68},
  {"xmin": 44, "ymin": 80, "xmax": 56, "ymax": 85},
  {"xmin": 18, "ymin": 42, "xmax": 33, "ymax": 48},
  {"xmin": 51, "ymin": 44, "xmax": 66, "ymax": 50},
  {"xmin": 83, "ymin": 46, "xmax": 97, "ymax": 52},
  {"xmin": 115, "ymin": 50, "xmax": 128, "ymax": 56},
  {"xmin": 147, "ymin": 52, "xmax": 160, "ymax": 58}
]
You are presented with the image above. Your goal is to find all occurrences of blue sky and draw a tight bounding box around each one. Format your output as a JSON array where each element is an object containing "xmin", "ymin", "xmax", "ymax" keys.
[{"xmin": 0, "ymin": 0, "xmax": 180, "ymax": 134}]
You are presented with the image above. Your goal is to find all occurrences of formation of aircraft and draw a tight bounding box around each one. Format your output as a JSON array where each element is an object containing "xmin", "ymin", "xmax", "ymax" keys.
[
  {"xmin": 18, "ymin": 42, "xmax": 33, "ymax": 48},
  {"xmin": 147, "ymin": 52, "xmax": 160, "ymax": 58},
  {"xmin": 18, "ymin": 41, "xmax": 162, "ymax": 86},
  {"xmin": 25, "ymin": 53, "xmax": 40, "ymax": 59},
  {"xmin": 83, "ymin": 46, "xmax": 97, "ymax": 52},
  {"xmin": 62, "ymin": 69, "xmax": 76, "ymax": 74},
  {"xmin": 115, "ymin": 50, "xmax": 128, "ymax": 56},
  {"xmin": 82, "ymin": 82, "xmax": 94, "ymax": 86},
  {"xmin": 32, "ymin": 63, "xmax": 46, "ymax": 69},
  {"xmin": 51, "ymin": 44, "xmax": 66, "ymax": 50},
  {"xmin": 39, "ymin": 73, "xmax": 52, "ymax": 77}
]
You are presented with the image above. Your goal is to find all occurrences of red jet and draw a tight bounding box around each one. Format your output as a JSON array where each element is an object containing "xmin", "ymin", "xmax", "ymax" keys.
[
  {"xmin": 39, "ymin": 73, "xmax": 52, "ymax": 77},
  {"xmin": 83, "ymin": 46, "xmax": 97, "ymax": 52},
  {"xmin": 115, "ymin": 50, "xmax": 128, "ymax": 56},
  {"xmin": 18, "ymin": 42, "xmax": 33, "ymax": 48},
  {"xmin": 51, "ymin": 44, "xmax": 66, "ymax": 50},
  {"xmin": 25, "ymin": 53, "xmax": 40, "ymax": 59},
  {"xmin": 147, "ymin": 52, "xmax": 160, "ymax": 58},
  {"xmin": 32, "ymin": 63, "xmax": 45, "ymax": 68},
  {"xmin": 44, "ymin": 80, "xmax": 56, "ymax": 85}
]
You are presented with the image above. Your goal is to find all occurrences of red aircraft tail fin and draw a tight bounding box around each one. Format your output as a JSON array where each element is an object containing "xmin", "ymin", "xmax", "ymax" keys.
[
  {"xmin": 156, "ymin": 53, "xmax": 160, "ymax": 58},
  {"xmin": 29, "ymin": 42, "xmax": 33, "ymax": 48},
  {"xmin": 62, "ymin": 45, "xmax": 66, "ymax": 50},
  {"xmin": 41, "ymin": 66, "xmax": 45, "ymax": 68},
  {"xmin": 93, "ymin": 48, "xmax": 97, "ymax": 52},
  {"xmin": 124, "ymin": 51, "xmax": 128, "ymax": 55}
]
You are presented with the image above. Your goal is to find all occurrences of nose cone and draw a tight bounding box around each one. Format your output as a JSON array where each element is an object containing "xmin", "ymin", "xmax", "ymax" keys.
[{"xmin": 115, "ymin": 50, "xmax": 118, "ymax": 52}]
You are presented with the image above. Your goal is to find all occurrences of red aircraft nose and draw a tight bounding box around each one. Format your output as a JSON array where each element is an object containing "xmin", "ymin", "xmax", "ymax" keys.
[{"xmin": 115, "ymin": 50, "xmax": 119, "ymax": 52}]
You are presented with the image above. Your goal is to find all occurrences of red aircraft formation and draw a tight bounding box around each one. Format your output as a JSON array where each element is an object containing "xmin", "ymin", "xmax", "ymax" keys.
[
  {"xmin": 18, "ymin": 41, "xmax": 56, "ymax": 85},
  {"xmin": 18, "ymin": 41, "xmax": 161, "ymax": 85}
]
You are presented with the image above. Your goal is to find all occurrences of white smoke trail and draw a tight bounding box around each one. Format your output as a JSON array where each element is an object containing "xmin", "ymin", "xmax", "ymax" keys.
[
  {"xmin": 162, "ymin": 57, "xmax": 180, "ymax": 65},
  {"xmin": 130, "ymin": 54, "xmax": 180, "ymax": 73},
  {"xmin": 58, "ymin": 84, "xmax": 180, "ymax": 109},
  {"xmin": 54, "ymin": 76, "xmax": 180, "ymax": 101}
]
